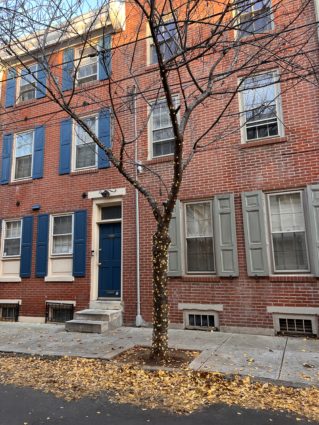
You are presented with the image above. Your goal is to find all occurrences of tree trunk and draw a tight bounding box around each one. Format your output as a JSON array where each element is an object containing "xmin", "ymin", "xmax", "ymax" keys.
[{"xmin": 150, "ymin": 225, "xmax": 170, "ymax": 362}]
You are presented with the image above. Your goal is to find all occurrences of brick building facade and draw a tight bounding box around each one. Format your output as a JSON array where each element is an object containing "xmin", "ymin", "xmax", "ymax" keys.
[{"xmin": 0, "ymin": 0, "xmax": 319, "ymax": 336}]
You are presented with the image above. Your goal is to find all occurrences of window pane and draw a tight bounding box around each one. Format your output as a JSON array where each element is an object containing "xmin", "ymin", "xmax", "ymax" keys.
[
  {"xmin": 272, "ymin": 232, "xmax": 309, "ymax": 271},
  {"xmin": 16, "ymin": 132, "xmax": 33, "ymax": 157},
  {"xmin": 76, "ymin": 117, "xmax": 96, "ymax": 146},
  {"xmin": 153, "ymin": 140, "xmax": 174, "ymax": 157},
  {"xmin": 5, "ymin": 221, "xmax": 21, "ymax": 238},
  {"xmin": 15, "ymin": 156, "xmax": 32, "ymax": 179},
  {"xmin": 76, "ymin": 143, "xmax": 96, "ymax": 168},
  {"xmin": 244, "ymin": 73, "xmax": 276, "ymax": 123},
  {"xmin": 101, "ymin": 206, "xmax": 122, "ymax": 220},
  {"xmin": 187, "ymin": 237, "xmax": 215, "ymax": 272},
  {"xmin": 3, "ymin": 238, "xmax": 20, "ymax": 256},
  {"xmin": 270, "ymin": 193, "xmax": 305, "ymax": 232},
  {"xmin": 53, "ymin": 215, "xmax": 72, "ymax": 235},
  {"xmin": 186, "ymin": 203, "xmax": 212, "ymax": 237},
  {"xmin": 53, "ymin": 235, "xmax": 72, "ymax": 254},
  {"xmin": 151, "ymin": 21, "xmax": 179, "ymax": 63}
]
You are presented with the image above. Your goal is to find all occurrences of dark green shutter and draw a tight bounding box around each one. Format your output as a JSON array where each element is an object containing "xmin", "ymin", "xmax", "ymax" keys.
[
  {"xmin": 36, "ymin": 214, "xmax": 49, "ymax": 277},
  {"xmin": 168, "ymin": 200, "xmax": 182, "ymax": 277},
  {"xmin": 214, "ymin": 193, "xmax": 239, "ymax": 277},
  {"xmin": 242, "ymin": 191, "xmax": 269, "ymax": 276},
  {"xmin": 73, "ymin": 210, "xmax": 87, "ymax": 277},
  {"xmin": 98, "ymin": 35, "xmax": 111, "ymax": 80},
  {"xmin": 20, "ymin": 216, "xmax": 33, "ymax": 278},
  {"xmin": 306, "ymin": 184, "xmax": 319, "ymax": 276}
]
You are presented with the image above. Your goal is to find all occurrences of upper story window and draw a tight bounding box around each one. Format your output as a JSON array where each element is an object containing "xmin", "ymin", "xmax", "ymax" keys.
[
  {"xmin": 13, "ymin": 131, "xmax": 34, "ymax": 181},
  {"xmin": 74, "ymin": 116, "xmax": 97, "ymax": 170},
  {"xmin": 76, "ymin": 46, "xmax": 98, "ymax": 84},
  {"xmin": 241, "ymin": 71, "xmax": 282, "ymax": 142},
  {"xmin": 150, "ymin": 97, "xmax": 177, "ymax": 158},
  {"xmin": 185, "ymin": 201, "xmax": 215, "ymax": 273},
  {"xmin": 2, "ymin": 220, "xmax": 22, "ymax": 257},
  {"xmin": 268, "ymin": 192, "xmax": 309, "ymax": 272},
  {"xmin": 150, "ymin": 20, "xmax": 179, "ymax": 64},
  {"xmin": 51, "ymin": 214, "xmax": 73, "ymax": 256},
  {"xmin": 237, "ymin": 0, "xmax": 272, "ymax": 38},
  {"xmin": 18, "ymin": 64, "xmax": 37, "ymax": 102}
]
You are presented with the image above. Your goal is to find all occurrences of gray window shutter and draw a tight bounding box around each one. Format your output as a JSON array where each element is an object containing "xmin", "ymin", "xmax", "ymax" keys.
[
  {"xmin": 306, "ymin": 184, "xmax": 319, "ymax": 276},
  {"xmin": 242, "ymin": 191, "xmax": 269, "ymax": 276},
  {"xmin": 214, "ymin": 193, "xmax": 238, "ymax": 277},
  {"xmin": 168, "ymin": 200, "xmax": 182, "ymax": 277}
]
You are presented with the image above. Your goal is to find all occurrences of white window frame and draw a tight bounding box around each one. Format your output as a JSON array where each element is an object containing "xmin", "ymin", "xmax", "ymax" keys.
[
  {"xmin": 148, "ymin": 95, "xmax": 178, "ymax": 159},
  {"xmin": 50, "ymin": 213, "xmax": 74, "ymax": 257},
  {"xmin": 17, "ymin": 64, "xmax": 37, "ymax": 103},
  {"xmin": 184, "ymin": 200, "xmax": 215, "ymax": 275},
  {"xmin": 11, "ymin": 130, "xmax": 34, "ymax": 182},
  {"xmin": 75, "ymin": 44, "xmax": 98, "ymax": 85},
  {"xmin": 72, "ymin": 115, "xmax": 98, "ymax": 171},
  {"xmin": 1, "ymin": 219, "xmax": 22, "ymax": 258},
  {"xmin": 235, "ymin": 0, "xmax": 274, "ymax": 39},
  {"xmin": 266, "ymin": 190, "xmax": 310, "ymax": 274},
  {"xmin": 148, "ymin": 19, "xmax": 179, "ymax": 66},
  {"xmin": 239, "ymin": 70, "xmax": 283, "ymax": 143}
]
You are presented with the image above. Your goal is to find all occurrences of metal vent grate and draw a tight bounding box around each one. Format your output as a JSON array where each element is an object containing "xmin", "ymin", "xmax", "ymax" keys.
[
  {"xmin": 46, "ymin": 303, "xmax": 74, "ymax": 323},
  {"xmin": 278, "ymin": 317, "xmax": 314, "ymax": 336},
  {"xmin": 0, "ymin": 303, "xmax": 19, "ymax": 322},
  {"xmin": 187, "ymin": 313, "xmax": 216, "ymax": 330}
]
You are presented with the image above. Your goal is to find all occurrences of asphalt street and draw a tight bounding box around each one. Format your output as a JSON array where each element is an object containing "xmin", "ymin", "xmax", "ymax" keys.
[{"xmin": 0, "ymin": 384, "xmax": 315, "ymax": 425}]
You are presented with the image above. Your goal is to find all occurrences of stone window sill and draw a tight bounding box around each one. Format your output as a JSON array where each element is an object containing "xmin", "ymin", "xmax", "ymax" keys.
[
  {"xmin": 239, "ymin": 137, "xmax": 287, "ymax": 149},
  {"xmin": 70, "ymin": 168, "xmax": 99, "ymax": 177},
  {"xmin": 45, "ymin": 276, "xmax": 74, "ymax": 282},
  {"xmin": 0, "ymin": 276, "xmax": 21, "ymax": 282},
  {"xmin": 143, "ymin": 155, "xmax": 174, "ymax": 166},
  {"xmin": 269, "ymin": 274, "xmax": 317, "ymax": 283}
]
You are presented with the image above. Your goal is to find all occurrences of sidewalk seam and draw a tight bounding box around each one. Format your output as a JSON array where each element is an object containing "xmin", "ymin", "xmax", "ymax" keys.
[{"xmin": 277, "ymin": 337, "xmax": 288, "ymax": 380}]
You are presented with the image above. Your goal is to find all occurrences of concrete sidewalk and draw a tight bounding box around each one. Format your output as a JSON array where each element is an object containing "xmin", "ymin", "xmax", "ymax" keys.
[{"xmin": 0, "ymin": 323, "xmax": 318, "ymax": 386}]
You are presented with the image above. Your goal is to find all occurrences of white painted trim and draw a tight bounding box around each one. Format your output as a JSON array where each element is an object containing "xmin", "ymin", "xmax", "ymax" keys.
[
  {"xmin": 18, "ymin": 316, "xmax": 45, "ymax": 324},
  {"xmin": 44, "ymin": 276, "xmax": 74, "ymax": 282},
  {"xmin": 0, "ymin": 277, "xmax": 21, "ymax": 282},
  {"xmin": 267, "ymin": 306, "xmax": 319, "ymax": 315},
  {"xmin": 178, "ymin": 303, "xmax": 223, "ymax": 312},
  {"xmin": 46, "ymin": 300, "xmax": 76, "ymax": 305},
  {"xmin": 11, "ymin": 130, "xmax": 34, "ymax": 182},
  {"xmin": 88, "ymin": 188, "xmax": 126, "ymax": 200},
  {"xmin": 0, "ymin": 299, "xmax": 21, "ymax": 304},
  {"xmin": 272, "ymin": 313, "xmax": 319, "ymax": 336}
]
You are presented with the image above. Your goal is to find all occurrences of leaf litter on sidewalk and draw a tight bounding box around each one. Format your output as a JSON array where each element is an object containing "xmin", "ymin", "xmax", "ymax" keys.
[{"xmin": 0, "ymin": 354, "xmax": 318, "ymax": 421}]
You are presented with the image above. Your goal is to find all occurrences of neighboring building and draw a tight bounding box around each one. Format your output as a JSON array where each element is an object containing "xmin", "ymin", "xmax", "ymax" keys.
[{"xmin": 0, "ymin": 0, "xmax": 319, "ymax": 337}]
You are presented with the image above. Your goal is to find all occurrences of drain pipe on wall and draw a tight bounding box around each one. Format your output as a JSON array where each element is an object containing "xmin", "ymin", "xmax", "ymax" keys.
[{"xmin": 132, "ymin": 85, "xmax": 144, "ymax": 327}]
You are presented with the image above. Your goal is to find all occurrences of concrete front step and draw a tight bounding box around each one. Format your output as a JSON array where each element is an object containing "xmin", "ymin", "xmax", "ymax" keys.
[
  {"xmin": 65, "ymin": 319, "xmax": 109, "ymax": 333},
  {"xmin": 89, "ymin": 300, "xmax": 123, "ymax": 311},
  {"xmin": 74, "ymin": 309, "xmax": 121, "ymax": 322}
]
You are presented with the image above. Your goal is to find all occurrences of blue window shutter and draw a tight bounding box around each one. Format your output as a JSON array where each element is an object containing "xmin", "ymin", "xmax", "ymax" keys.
[
  {"xmin": 62, "ymin": 48, "xmax": 74, "ymax": 91},
  {"xmin": 73, "ymin": 210, "xmax": 87, "ymax": 277},
  {"xmin": 32, "ymin": 126, "xmax": 45, "ymax": 179},
  {"xmin": 20, "ymin": 216, "xmax": 34, "ymax": 278},
  {"xmin": 59, "ymin": 119, "xmax": 72, "ymax": 174},
  {"xmin": 36, "ymin": 214, "xmax": 49, "ymax": 277},
  {"xmin": 98, "ymin": 109, "xmax": 111, "ymax": 169},
  {"xmin": 98, "ymin": 35, "xmax": 111, "ymax": 80},
  {"xmin": 5, "ymin": 69, "xmax": 16, "ymax": 108},
  {"xmin": 0, "ymin": 134, "xmax": 13, "ymax": 185},
  {"xmin": 36, "ymin": 64, "xmax": 46, "ymax": 99}
]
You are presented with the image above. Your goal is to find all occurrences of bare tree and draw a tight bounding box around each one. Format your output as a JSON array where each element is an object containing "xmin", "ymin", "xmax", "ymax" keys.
[{"xmin": 0, "ymin": 0, "xmax": 317, "ymax": 360}]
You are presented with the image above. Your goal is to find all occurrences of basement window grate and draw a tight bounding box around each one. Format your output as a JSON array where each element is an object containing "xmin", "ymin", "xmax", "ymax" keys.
[
  {"xmin": 46, "ymin": 303, "xmax": 74, "ymax": 323},
  {"xmin": 278, "ymin": 317, "xmax": 314, "ymax": 336},
  {"xmin": 0, "ymin": 303, "xmax": 19, "ymax": 322},
  {"xmin": 186, "ymin": 313, "xmax": 217, "ymax": 331}
]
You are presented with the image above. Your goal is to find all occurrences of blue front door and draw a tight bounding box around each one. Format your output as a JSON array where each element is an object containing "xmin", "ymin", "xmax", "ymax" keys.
[{"xmin": 98, "ymin": 222, "xmax": 121, "ymax": 298}]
